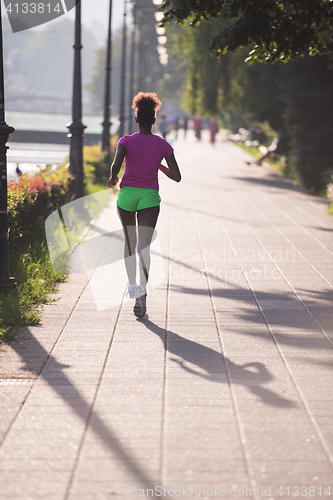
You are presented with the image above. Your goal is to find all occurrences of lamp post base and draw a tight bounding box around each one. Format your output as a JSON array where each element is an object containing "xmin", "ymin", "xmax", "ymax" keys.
[{"xmin": 1, "ymin": 277, "xmax": 17, "ymax": 290}]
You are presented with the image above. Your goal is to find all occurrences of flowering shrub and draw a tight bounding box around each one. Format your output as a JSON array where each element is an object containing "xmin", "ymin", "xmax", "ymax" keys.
[
  {"xmin": 1, "ymin": 164, "xmax": 71, "ymax": 338},
  {"xmin": 8, "ymin": 164, "xmax": 71, "ymax": 256},
  {"xmin": 9, "ymin": 175, "xmax": 47, "ymax": 197}
]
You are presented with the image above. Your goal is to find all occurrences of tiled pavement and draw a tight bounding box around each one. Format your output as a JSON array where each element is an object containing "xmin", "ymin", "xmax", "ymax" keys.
[{"xmin": 1, "ymin": 132, "xmax": 333, "ymax": 500}]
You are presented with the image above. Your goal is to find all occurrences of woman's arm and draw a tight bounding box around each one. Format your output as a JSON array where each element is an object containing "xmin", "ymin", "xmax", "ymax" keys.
[
  {"xmin": 159, "ymin": 153, "xmax": 181, "ymax": 182},
  {"xmin": 108, "ymin": 144, "xmax": 126, "ymax": 187}
]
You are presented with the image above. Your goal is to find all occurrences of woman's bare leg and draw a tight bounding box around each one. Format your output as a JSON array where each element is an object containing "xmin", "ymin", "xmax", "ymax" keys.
[
  {"xmin": 137, "ymin": 206, "xmax": 160, "ymax": 287},
  {"xmin": 117, "ymin": 206, "xmax": 137, "ymax": 285}
]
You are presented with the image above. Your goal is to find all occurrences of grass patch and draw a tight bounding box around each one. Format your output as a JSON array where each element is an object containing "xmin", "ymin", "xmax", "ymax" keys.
[
  {"xmin": 1, "ymin": 164, "xmax": 69, "ymax": 342},
  {"xmin": 0, "ymin": 229, "xmax": 66, "ymax": 342}
]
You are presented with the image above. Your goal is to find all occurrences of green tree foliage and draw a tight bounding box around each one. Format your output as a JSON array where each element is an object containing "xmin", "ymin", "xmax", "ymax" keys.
[
  {"xmin": 166, "ymin": 15, "xmax": 333, "ymax": 191},
  {"xmin": 161, "ymin": 0, "xmax": 333, "ymax": 62},
  {"xmin": 167, "ymin": 19, "xmax": 283, "ymax": 129},
  {"xmin": 281, "ymin": 54, "xmax": 333, "ymax": 190},
  {"xmin": 157, "ymin": 51, "xmax": 187, "ymax": 105},
  {"xmin": 168, "ymin": 21, "xmax": 222, "ymax": 115}
]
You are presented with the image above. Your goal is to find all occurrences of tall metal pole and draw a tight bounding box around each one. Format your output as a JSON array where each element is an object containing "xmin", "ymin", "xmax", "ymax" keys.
[
  {"xmin": 128, "ymin": 2, "xmax": 137, "ymax": 135},
  {"xmin": 67, "ymin": 0, "xmax": 86, "ymax": 201},
  {"xmin": 138, "ymin": 16, "xmax": 144, "ymax": 92},
  {"xmin": 118, "ymin": 0, "xmax": 127, "ymax": 138},
  {"xmin": 0, "ymin": 3, "xmax": 16, "ymax": 289},
  {"xmin": 102, "ymin": 0, "xmax": 113, "ymax": 159}
]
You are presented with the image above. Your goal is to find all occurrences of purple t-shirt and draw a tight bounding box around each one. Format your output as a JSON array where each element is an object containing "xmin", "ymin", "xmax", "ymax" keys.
[{"xmin": 118, "ymin": 133, "xmax": 174, "ymax": 191}]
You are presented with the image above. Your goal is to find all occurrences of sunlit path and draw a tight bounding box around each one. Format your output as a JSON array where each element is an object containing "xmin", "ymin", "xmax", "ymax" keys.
[{"xmin": 1, "ymin": 134, "xmax": 332, "ymax": 499}]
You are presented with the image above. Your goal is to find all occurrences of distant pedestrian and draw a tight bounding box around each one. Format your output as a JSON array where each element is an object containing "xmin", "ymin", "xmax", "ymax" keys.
[
  {"xmin": 193, "ymin": 116, "xmax": 202, "ymax": 141},
  {"xmin": 173, "ymin": 116, "xmax": 180, "ymax": 141},
  {"xmin": 158, "ymin": 113, "xmax": 168, "ymax": 139},
  {"xmin": 209, "ymin": 117, "xmax": 219, "ymax": 146},
  {"xmin": 179, "ymin": 116, "xmax": 189, "ymax": 139},
  {"xmin": 183, "ymin": 116, "xmax": 188, "ymax": 138},
  {"xmin": 108, "ymin": 92, "xmax": 181, "ymax": 318}
]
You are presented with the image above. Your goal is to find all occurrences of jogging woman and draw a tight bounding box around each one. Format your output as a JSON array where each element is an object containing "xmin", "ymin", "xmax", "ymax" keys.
[{"xmin": 108, "ymin": 92, "xmax": 181, "ymax": 318}]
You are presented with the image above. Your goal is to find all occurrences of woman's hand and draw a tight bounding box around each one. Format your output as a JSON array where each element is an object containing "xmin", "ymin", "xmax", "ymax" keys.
[
  {"xmin": 108, "ymin": 176, "xmax": 119, "ymax": 187},
  {"xmin": 108, "ymin": 144, "xmax": 126, "ymax": 188}
]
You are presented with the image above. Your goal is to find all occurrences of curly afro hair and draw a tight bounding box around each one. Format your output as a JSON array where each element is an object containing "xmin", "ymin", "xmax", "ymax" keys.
[{"xmin": 132, "ymin": 92, "xmax": 162, "ymax": 128}]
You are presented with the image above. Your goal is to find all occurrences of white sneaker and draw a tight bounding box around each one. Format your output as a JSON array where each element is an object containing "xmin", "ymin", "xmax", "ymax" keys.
[{"xmin": 126, "ymin": 284, "xmax": 137, "ymax": 299}]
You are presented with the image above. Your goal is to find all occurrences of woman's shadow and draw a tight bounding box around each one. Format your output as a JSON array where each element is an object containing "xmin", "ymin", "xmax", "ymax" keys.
[{"xmin": 142, "ymin": 318, "xmax": 296, "ymax": 408}]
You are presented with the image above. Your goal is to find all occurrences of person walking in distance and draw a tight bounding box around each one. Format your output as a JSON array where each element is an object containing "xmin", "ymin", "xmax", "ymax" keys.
[
  {"xmin": 193, "ymin": 116, "xmax": 202, "ymax": 141},
  {"xmin": 209, "ymin": 117, "xmax": 219, "ymax": 146},
  {"xmin": 108, "ymin": 92, "xmax": 181, "ymax": 318},
  {"xmin": 158, "ymin": 113, "xmax": 168, "ymax": 139}
]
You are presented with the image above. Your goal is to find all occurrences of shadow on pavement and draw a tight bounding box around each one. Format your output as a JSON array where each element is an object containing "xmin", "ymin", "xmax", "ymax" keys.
[
  {"xmin": 4, "ymin": 329, "xmax": 164, "ymax": 495},
  {"xmin": 233, "ymin": 174, "xmax": 305, "ymax": 193},
  {"xmin": 162, "ymin": 199, "xmax": 242, "ymax": 223},
  {"xmin": 142, "ymin": 319, "xmax": 296, "ymax": 408},
  {"xmin": 169, "ymin": 285, "xmax": 333, "ymax": 349},
  {"xmin": 314, "ymin": 227, "xmax": 333, "ymax": 232}
]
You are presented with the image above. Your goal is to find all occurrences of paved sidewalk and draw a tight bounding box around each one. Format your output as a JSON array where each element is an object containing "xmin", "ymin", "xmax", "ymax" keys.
[{"xmin": 1, "ymin": 133, "xmax": 333, "ymax": 500}]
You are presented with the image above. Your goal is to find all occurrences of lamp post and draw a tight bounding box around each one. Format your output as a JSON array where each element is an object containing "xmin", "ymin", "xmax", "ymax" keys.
[
  {"xmin": 0, "ymin": 3, "xmax": 16, "ymax": 289},
  {"xmin": 118, "ymin": 0, "xmax": 127, "ymax": 138},
  {"xmin": 128, "ymin": 2, "xmax": 137, "ymax": 135},
  {"xmin": 138, "ymin": 14, "xmax": 144, "ymax": 92},
  {"xmin": 102, "ymin": 0, "xmax": 113, "ymax": 163},
  {"xmin": 67, "ymin": 0, "xmax": 86, "ymax": 201}
]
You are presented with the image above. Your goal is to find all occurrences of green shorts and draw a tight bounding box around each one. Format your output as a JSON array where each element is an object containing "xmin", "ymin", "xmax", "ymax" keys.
[{"xmin": 117, "ymin": 186, "xmax": 161, "ymax": 212}]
